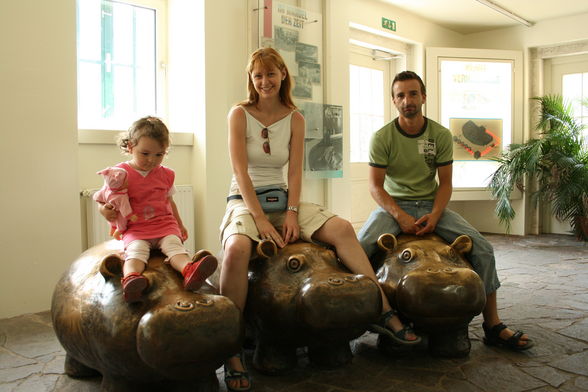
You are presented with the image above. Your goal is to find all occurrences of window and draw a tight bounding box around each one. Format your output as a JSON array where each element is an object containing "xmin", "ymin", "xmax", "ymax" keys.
[
  {"xmin": 349, "ymin": 64, "xmax": 385, "ymax": 162},
  {"xmin": 439, "ymin": 59, "xmax": 513, "ymax": 188},
  {"xmin": 562, "ymin": 72, "xmax": 588, "ymax": 142},
  {"xmin": 76, "ymin": 0, "xmax": 166, "ymax": 130}
]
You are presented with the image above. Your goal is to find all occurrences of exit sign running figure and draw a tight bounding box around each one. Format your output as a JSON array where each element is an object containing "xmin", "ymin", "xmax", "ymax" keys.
[{"xmin": 382, "ymin": 17, "xmax": 396, "ymax": 31}]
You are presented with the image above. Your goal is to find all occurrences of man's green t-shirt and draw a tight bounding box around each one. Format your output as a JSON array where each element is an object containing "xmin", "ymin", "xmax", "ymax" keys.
[{"xmin": 369, "ymin": 118, "xmax": 453, "ymax": 200}]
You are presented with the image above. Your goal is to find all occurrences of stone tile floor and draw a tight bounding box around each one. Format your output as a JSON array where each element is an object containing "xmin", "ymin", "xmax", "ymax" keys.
[{"xmin": 1, "ymin": 234, "xmax": 587, "ymax": 391}]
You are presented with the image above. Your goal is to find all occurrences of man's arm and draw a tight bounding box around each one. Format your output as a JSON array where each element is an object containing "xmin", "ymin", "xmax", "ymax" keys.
[
  {"xmin": 368, "ymin": 165, "xmax": 420, "ymax": 234},
  {"xmin": 415, "ymin": 164, "xmax": 453, "ymax": 235}
]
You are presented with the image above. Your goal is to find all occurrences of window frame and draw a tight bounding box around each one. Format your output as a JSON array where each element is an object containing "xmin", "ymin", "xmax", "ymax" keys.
[
  {"xmin": 76, "ymin": 0, "xmax": 169, "ymax": 139},
  {"xmin": 425, "ymin": 47, "xmax": 523, "ymax": 200}
]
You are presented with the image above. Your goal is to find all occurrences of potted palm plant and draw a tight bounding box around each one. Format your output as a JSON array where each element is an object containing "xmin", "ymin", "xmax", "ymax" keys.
[{"xmin": 489, "ymin": 95, "xmax": 588, "ymax": 240}]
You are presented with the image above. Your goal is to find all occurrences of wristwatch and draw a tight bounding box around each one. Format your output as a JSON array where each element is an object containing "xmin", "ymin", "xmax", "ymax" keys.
[{"xmin": 287, "ymin": 205, "xmax": 299, "ymax": 213}]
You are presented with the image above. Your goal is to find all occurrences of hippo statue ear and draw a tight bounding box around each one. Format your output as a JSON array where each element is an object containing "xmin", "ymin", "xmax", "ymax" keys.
[
  {"xmin": 377, "ymin": 233, "xmax": 397, "ymax": 252},
  {"xmin": 450, "ymin": 235, "xmax": 473, "ymax": 255},
  {"xmin": 99, "ymin": 254, "xmax": 124, "ymax": 280},
  {"xmin": 257, "ymin": 239, "xmax": 278, "ymax": 259}
]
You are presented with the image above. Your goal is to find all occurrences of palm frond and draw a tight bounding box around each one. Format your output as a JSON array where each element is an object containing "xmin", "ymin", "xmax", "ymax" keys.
[{"xmin": 489, "ymin": 94, "xmax": 588, "ymax": 240}]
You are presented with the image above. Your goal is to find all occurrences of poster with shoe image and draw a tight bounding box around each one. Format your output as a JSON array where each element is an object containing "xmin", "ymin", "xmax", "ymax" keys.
[{"xmin": 449, "ymin": 118, "xmax": 502, "ymax": 160}]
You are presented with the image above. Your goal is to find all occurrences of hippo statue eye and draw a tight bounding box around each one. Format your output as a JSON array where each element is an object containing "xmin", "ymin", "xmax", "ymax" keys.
[
  {"xmin": 287, "ymin": 255, "xmax": 305, "ymax": 273},
  {"xmin": 398, "ymin": 249, "xmax": 413, "ymax": 263}
]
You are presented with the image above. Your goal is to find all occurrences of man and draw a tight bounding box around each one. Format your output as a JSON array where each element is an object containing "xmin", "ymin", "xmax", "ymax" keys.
[{"xmin": 358, "ymin": 71, "xmax": 533, "ymax": 351}]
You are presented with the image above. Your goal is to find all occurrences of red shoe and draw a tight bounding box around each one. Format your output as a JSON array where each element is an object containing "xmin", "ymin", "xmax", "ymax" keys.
[
  {"xmin": 121, "ymin": 273, "xmax": 149, "ymax": 303},
  {"xmin": 182, "ymin": 253, "xmax": 218, "ymax": 291}
]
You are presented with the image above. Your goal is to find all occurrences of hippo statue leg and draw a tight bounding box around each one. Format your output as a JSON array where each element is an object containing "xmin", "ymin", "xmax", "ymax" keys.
[
  {"xmin": 428, "ymin": 326, "xmax": 471, "ymax": 358},
  {"xmin": 254, "ymin": 339, "xmax": 298, "ymax": 375},
  {"xmin": 307, "ymin": 341, "xmax": 353, "ymax": 368},
  {"xmin": 64, "ymin": 354, "xmax": 100, "ymax": 378},
  {"xmin": 246, "ymin": 241, "xmax": 382, "ymax": 374}
]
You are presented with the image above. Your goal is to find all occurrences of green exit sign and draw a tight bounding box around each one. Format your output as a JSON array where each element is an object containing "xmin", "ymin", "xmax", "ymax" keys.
[{"xmin": 382, "ymin": 17, "xmax": 396, "ymax": 31}]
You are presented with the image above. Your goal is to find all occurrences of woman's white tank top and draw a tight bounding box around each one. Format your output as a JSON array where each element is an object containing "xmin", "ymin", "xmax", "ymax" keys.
[{"xmin": 229, "ymin": 106, "xmax": 293, "ymax": 195}]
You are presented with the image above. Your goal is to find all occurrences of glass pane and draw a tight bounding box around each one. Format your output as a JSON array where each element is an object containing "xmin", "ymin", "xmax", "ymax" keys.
[
  {"xmin": 563, "ymin": 73, "xmax": 582, "ymax": 118},
  {"xmin": 77, "ymin": 0, "xmax": 157, "ymax": 130},
  {"xmin": 78, "ymin": 62, "xmax": 102, "ymax": 128},
  {"xmin": 562, "ymin": 72, "xmax": 588, "ymax": 144},
  {"xmin": 440, "ymin": 60, "xmax": 513, "ymax": 188},
  {"xmin": 77, "ymin": 0, "xmax": 101, "ymax": 61},
  {"xmin": 350, "ymin": 65, "xmax": 385, "ymax": 162},
  {"xmin": 112, "ymin": 2, "xmax": 133, "ymax": 66}
]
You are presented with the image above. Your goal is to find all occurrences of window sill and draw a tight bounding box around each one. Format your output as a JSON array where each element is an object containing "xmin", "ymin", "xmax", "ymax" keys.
[
  {"xmin": 451, "ymin": 188, "xmax": 522, "ymax": 201},
  {"xmin": 78, "ymin": 129, "xmax": 194, "ymax": 146}
]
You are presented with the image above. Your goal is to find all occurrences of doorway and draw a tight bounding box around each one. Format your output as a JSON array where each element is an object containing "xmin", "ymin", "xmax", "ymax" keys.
[{"xmin": 348, "ymin": 47, "xmax": 397, "ymax": 230}]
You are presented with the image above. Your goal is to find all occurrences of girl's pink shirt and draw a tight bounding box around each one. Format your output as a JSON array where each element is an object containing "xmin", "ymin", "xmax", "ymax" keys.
[{"xmin": 117, "ymin": 162, "xmax": 182, "ymax": 247}]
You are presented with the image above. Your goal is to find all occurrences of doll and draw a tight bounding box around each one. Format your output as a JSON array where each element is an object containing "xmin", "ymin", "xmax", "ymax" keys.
[{"xmin": 93, "ymin": 167, "xmax": 137, "ymax": 240}]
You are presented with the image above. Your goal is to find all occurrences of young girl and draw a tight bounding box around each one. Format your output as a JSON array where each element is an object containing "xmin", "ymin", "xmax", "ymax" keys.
[
  {"xmin": 219, "ymin": 48, "xmax": 420, "ymax": 392},
  {"xmin": 99, "ymin": 116, "xmax": 217, "ymax": 303}
]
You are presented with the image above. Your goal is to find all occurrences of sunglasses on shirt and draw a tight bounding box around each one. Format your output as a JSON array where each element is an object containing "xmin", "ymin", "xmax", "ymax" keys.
[{"xmin": 261, "ymin": 127, "xmax": 270, "ymax": 155}]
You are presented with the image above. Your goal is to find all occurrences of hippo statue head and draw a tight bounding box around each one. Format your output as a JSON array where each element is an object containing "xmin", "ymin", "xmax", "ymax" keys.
[
  {"xmin": 51, "ymin": 240, "xmax": 243, "ymax": 390},
  {"xmin": 374, "ymin": 233, "xmax": 486, "ymax": 331},
  {"xmin": 245, "ymin": 240, "xmax": 382, "ymax": 373}
]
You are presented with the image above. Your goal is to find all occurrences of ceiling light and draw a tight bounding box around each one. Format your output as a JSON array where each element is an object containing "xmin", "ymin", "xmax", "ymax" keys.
[{"xmin": 475, "ymin": 0, "xmax": 534, "ymax": 27}]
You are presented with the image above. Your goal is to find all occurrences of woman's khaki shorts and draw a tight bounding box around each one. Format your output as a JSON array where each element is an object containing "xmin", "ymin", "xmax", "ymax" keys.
[{"xmin": 219, "ymin": 199, "xmax": 336, "ymax": 249}]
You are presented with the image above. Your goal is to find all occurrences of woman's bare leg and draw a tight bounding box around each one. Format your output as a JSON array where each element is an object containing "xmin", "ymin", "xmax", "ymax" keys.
[
  {"xmin": 220, "ymin": 234, "xmax": 252, "ymax": 389},
  {"xmin": 313, "ymin": 217, "xmax": 417, "ymax": 340}
]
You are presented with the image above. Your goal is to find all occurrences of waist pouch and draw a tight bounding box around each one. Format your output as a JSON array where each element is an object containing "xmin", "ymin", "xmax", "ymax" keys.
[{"xmin": 227, "ymin": 186, "xmax": 288, "ymax": 212}]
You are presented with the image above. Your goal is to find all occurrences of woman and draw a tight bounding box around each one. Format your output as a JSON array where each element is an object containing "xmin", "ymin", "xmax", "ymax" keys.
[{"xmin": 219, "ymin": 47, "xmax": 420, "ymax": 392}]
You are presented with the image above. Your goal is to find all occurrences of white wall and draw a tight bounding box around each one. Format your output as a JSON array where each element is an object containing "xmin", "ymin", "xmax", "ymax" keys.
[
  {"xmin": 326, "ymin": 0, "xmax": 463, "ymax": 218},
  {"xmin": 461, "ymin": 13, "xmax": 588, "ymax": 51},
  {"xmin": 0, "ymin": 0, "xmax": 81, "ymax": 318},
  {"xmin": 196, "ymin": 1, "xmax": 249, "ymax": 254}
]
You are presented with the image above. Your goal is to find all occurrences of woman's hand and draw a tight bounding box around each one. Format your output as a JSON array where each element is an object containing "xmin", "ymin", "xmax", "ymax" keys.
[
  {"xmin": 282, "ymin": 211, "xmax": 300, "ymax": 244},
  {"xmin": 254, "ymin": 215, "xmax": 285, "ymax": 248},
  {"xmin": 99, "ymin": 203, "xmax": 117, "ymax": 222}
]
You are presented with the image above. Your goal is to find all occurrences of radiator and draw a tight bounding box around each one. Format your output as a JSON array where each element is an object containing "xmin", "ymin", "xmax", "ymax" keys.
[{"xmin": 81, "ymin": 185, "xmax": 195, "ymax": 254}]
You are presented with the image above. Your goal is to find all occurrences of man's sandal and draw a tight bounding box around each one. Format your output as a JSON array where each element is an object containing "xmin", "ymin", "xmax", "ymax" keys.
[
  {"xmin": 369, "ymin": 310, "xmax": 422, "ymax": 345},
  {"xmin": 483, "ymin": 322, "xmax": 534, "ymax": 351},
  {"xmin": 224, "ymin": 351, "xmax": 251, "ymax": 392}
]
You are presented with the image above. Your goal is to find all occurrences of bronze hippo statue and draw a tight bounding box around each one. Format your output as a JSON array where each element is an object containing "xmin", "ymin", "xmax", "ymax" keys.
[
  {"xmin": 245, "ymin": 240, "xmax": 382, "ymax": 374},
  {"xmin": 51, "ymin": 241, "xmax": 243, "ymax": 392},
  {"xmin": 371, "ymin": 233, "xmax": 486, "ymax": 357}
]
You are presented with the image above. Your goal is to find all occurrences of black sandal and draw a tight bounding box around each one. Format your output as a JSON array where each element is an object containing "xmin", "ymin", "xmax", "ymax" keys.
[
  {"xmin": 224, "ymin": 351, "xmax": 251, "ymax": 392},
  {"xmin": 483, "ymin": 322, "xmax": 534, "ymax": 351},
  {"xmin": 369, "ymin": 310, "xmax": 422, "ymax": 345}
]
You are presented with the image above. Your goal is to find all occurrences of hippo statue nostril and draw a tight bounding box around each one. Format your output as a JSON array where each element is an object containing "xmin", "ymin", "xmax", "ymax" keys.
[
  {"xmin": 327, "ymin": 277, "xmax": 344, "ymax": 286},
  {"xmin": 427, "ymin": 268, "xmax": 439, "ymax": 273},
  {"xmin": 195, "ymin": 298, "xmax": 214, "ymax": 307},
  {"xmin": 344, "ymin": 275, "xmax": 359, "ymax": 283},
  {"xmin": 174, "ymin": 301, "xmax": 195, "ymax": 311},
  {"xmin": 444, "ymin": 267, "xmax": 455, "ymax": 274}
]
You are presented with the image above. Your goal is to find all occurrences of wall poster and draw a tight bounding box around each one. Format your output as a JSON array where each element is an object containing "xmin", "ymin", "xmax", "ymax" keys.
[{"xmin": 258, "ymin": 0, "xmax": 342, "ymax": 178}]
